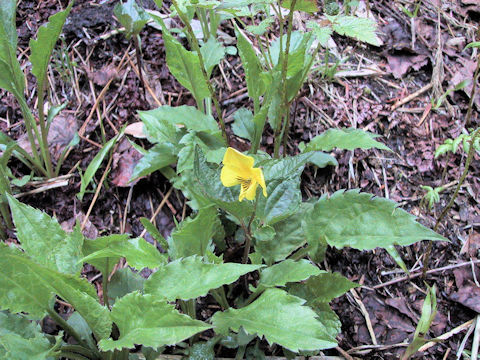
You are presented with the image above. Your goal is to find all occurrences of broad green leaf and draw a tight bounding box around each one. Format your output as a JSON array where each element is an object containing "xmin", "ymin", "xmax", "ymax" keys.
[
  {"xmin": 114, "ymin": 0, "xmax": 150, "ymax": 39},
  {"xmin": 140, "ymin": 218, "xmax": 169, "ymax": 250},
  {"xmin": 257, "ymin": 259, "xmax": 321, "ymax": 289},
  {"xmin": 281, "ymin": 0, "xmax": 318, "ymax": 12},
  {"xmin": 7, "ymin": 195, "xmax": 83, "ymax": 275},
  {"xmin": 304, "ymin": 128, "xmax": 391, "ymax": 152},
  {"xmin": 98, "ymin": 292, "xmax": 211, "ymax": 351},
  {"xmin": 168, "ymin": 206, "xmax": 218, "ymax": 259},
  {"xmin": 305, "ymin": 190, "xmax": 447, "ymax": 250},
  {"xmin": 140, "ymin": 105, "xmax": 219, "ymax": 135},
  {"xmin": 163, "ymin": 30, "xmax": 210, "ymax": 104},
  {"xmin": 260, "ymin": 151, "xmax": 336, "ymax": 181},
  {"xmin": 255, "ymin": 177, "xmax": 301, "ymax": 225},
  {"xmin": 0, "ymin": 311, "xmax": 62, "ymax": 360},
  {"xmin": 187, "ymin": 340, "xmax": 216, "ymax": 360},
  {"xmin": 138, "ymin": 110, "xmax": 178, "ymax": 144},
  {"xmin": 0, "ymin": 331, "xmax": 61, "ymax": 360},
  {"xmin": 231, "ymin": 108, "xmax": 255, "ymax": 142},
  {"xmin": 30, "ymin": 2, "xmax": 72, "ymax": 93},
  {"xmin": 306, "ymin": 21, "xmax": 333, "ymax": 47},
  {"xmin": 235, "ymin": 26, "xmax": 265, "ymax": 104},
  {"xmin": 78, "ymin": 131, "xmax": 123, "ymax": 201},
  {"xmin": 211, "ymin": 288, "xmax": 337, "ymax": 351},
  {"xmin": 131, "ymin": 143, "xmax": 177, "ymax": 180},
  {"xmin": 66, "ymin": 312, "xmax": 96, "ymax": 350},
  {"xmin": 328, "ymin": 15, "xmax": 381, "ymax": 46},
  {"xmin": 246, "ymin": 18, "xmax": 274, "ymax": 35},
  {"xmin": 287, "ymin": 272, "xmax": 358, "ymax": 303},
  {"xmin": 200, "ymin": 37, "xmax": 225, "ymax": 77},
  {"xmin": 255, "ymin": 205, "xmax": 308, "ymax": 264},
  {"xmin": 82, "ymin": 234, "xmax": 129, "ymax": 276},
  {"xmin": 145, "ymin": 256, "xmax": 262, "ymax": 301},
  {"xmin": 0, "ymin": 0, "xmax": 25, "ymax": 96},
  {"xmin": 108, "ymin": 268, "xmax": 145, "ymax": 303},
  {"xmin": 80, "ymin": 237, "xmax": 166, "ymax": 271},
  {"xmin": 0, "ymin": 244, "xmax": 111, "ymax": 340},
  {"xmin": 193, "ymin": 147, "xmax": 253, "ymax": 219}
]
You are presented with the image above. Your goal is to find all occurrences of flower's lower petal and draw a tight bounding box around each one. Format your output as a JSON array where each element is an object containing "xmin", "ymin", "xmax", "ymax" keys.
[
  {"xmin": 252, "ymin": 168, "xmax": 268, "ymax": 197},
  {"xmin": 244, "ymin": 181, "xmax": 258, "ymax": 201},
  {"xmin": 221, "ymin": 165, "xmax": 242, "ymax": 187}
]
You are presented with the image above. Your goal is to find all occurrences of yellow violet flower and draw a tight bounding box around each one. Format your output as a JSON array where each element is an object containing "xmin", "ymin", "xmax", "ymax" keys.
[{"xmin": 220, "ymin": 147, "xmax": 267, "ymax": 201}]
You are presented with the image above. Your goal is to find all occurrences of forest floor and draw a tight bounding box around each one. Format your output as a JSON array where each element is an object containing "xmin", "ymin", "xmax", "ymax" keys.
[{"xmin": 1, "ymin": 0, "xmax": 480, "ymax": 359}]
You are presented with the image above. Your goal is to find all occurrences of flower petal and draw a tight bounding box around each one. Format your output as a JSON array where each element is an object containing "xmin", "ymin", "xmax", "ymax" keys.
[
  {"xmin": 221, "ymin": 165, "xmax": 242, "ymax": 187},
  {"xmin": 243, "ymin": 180, "xmax": 257, "ymax": 201},
  {"xmin": 222, "ymin": 147, "xmax": 254, "ymax": 174},
  {"xmin": 252, "ymin": 168, "xmax": 267, "ymax": 197}
]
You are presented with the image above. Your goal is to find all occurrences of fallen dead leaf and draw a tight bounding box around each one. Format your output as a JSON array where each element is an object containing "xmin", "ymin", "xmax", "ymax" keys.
[
  {"xmin": 61, "ymin": 212, "xmax": 98, "ymax": 239},
  {"xmin": 387, "ymin": 54, "xmax": 429, "ymax": 79},
  {"xmin": 111, "ymin": 137, "xmax": 142, "ymax": 187},
  {"xmin": 125, "ymin": 122, "xmax": 146, "ymax": 138}
]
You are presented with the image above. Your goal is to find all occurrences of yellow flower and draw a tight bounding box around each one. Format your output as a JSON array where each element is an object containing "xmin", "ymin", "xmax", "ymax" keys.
[{"xmin": 220, "ymin": 147, "xmax": 267, "ymax": 201}]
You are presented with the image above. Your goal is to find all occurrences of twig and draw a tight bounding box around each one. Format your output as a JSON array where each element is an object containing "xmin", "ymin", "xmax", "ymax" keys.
[
  {"xmin": 350, "ymin": 288, "xmax": 377, "ymax": 345},
  {"xmin": 372, "ymin": 259, "xmax": 480, "ymax": 289},
  {"xmin": 456, "ymin": 319, "xmax": 476, "ymax": 359},
  {"xmin": 418, "ymin": 318, "xmax": 475, "ymax": 352},
  {"xmin": 391, "ymin": 83, "xmax": 433, "ymax": 111},
  {"xmin": 139, "ymin": 187, "xmax": 173, "ymax": 238},
  {"xmin": 471, "ymin": 316, "xmax": 480, "ymax": 360}
]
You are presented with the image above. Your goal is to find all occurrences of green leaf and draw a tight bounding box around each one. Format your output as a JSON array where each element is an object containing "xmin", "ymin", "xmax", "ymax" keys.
[
  {"xmin": 0, "ymin": 311, "xmax": 62, "ymax": 360},
  {"xmin": 145, "ymin": 256, "xmax": 262, "ymax": 301},
  {"xmin": 114, "ymin": 0, "xmax": 150, "ymax": 39},
  {"xmin": 193, "ymin": 147, "xmax": 253, "ymax": 219},
  {"xmin": 131, "ymin": 143, "xmax": 177, "ymax": 180},
  {"xmin": 235, "ymin": 26, "xmax": 265, "ymax": 103},
  {"xmin": 385, "ymin": 245, "xmax": 409, "ymax": 274},
  {"xmin": 257, "ymin": 259, "xmax": 321, "ymax": 289},
  {"xmin": 306, "ymin": 21, "xmax": 333, "ymax": 47},
  {"xmin": 80, "ymin": 236, "xmax": 167, "ymax": 271},
  {"xmin": 287, "ymin": 272, "xmax": 358, "ymax": 303},
  {"xmin": 108, "ymin": 268, "xmax": 145, "ymax": 302},
  {"xmin": 30, "ymin": 2, "xmax": 72, "ymax": 93},
  {"xmin": 200, "ymin": 37, "xmax": 225, "ymax": 77},
  {"xmin": 281, "ymin": 0, "xmax": 318, "ymax": 12},
  {"xmin": 255, "ymin": 177, "xmax": 301, "ymax": 225},
  {"xmin": 231, "ymin": 108, "xmax": 255, "ymax": 142},
  {"xmin": 464, "ymin": 41, "xmax": 480, "ymax": 50},
  {"xmin": 168, "ymin": 206, "xmax": 218, "ymax": 259},
  {"xmin": 0, "ymin": 244, "xmax": 111, "ymax": 340},
  {"xmin": 66, "ymin": 312, "xmax": 96, "ymax": 350},
  {"xmin": 328, "ymin": 15, "xmax": 381, "ymax": 46},
  {"xmin": 261, "ymin": 151, "xmax": 336, "ymax": 181},
  {"xmin": 304, "ymin": 128, "xmax": 391, "ymax": 152},
  {"xmin": 82, "ymin": 234, "xmax": 128, "ymax": 276},
  {"xmin": 211, "ymin": 288, "xmax": 337, "ymax": 351},
  {"xmin": 98, "ymin": 292, "xmax": 211, "ymax": 351},
  {"xmin": 141, "ymin": 105, "xmax": 219, "ymax": 135},
  {"xmin": 0, "ymin": 0, "xmax": 25, "ymax": 96},
  {"xmin": 305, "ymin": 190, "xmax": 447, "ymax": 250},
  {"xmin": 7, "ymin": 195, "xmax": 83, "ymax": 275},
  {"xmin": 163, "ymin": 29, "xmax": 210, "ymax": 104},
  {"xmin": 255, "ymin": 205, "xmax": 308, "ymax": 264},
  {"xmin": 78, "ymin": 131, "xmax": 123, "ymax": 201},
  {"xmin": 140, "ymin": 218, "xmax": 169, "ymax": 250},
  {"xmin": 246, "ymin": 18, "xmax": 274, "ymax": 35}
]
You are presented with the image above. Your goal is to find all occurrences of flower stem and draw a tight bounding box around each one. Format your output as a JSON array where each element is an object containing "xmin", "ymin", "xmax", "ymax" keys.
[
  {"xmin": 36, "ymin": 78, "xmax": 54, "ymax": 178},
  {"xmin": 274, "ymin": 0, "xmax": 297, "ymax": 158},
  {"xmin": 170, "ymin": 0, "xmax": 229, "ymax": 146}
]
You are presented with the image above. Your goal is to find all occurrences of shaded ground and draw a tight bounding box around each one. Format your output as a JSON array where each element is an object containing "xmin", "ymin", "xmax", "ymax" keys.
[{"xmin": 1, "ymin": 0, "xmax": 480, "ymax": 358}]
